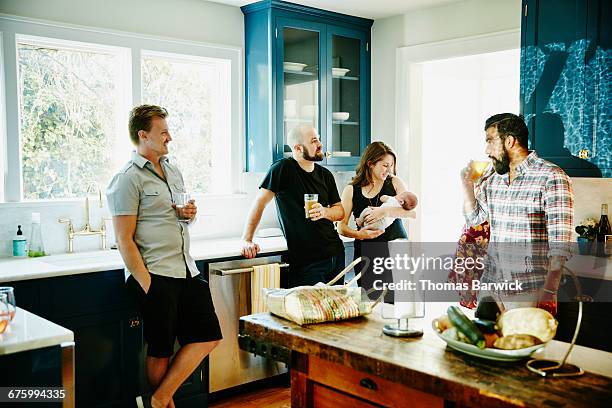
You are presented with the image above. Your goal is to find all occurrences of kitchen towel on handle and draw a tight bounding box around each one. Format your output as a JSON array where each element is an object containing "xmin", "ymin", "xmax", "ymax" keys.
[{"xmin": 251, "ymin": 263, "xmax": 281, "ymax": 314}]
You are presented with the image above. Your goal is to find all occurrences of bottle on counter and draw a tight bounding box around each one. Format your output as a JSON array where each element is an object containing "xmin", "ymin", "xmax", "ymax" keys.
[
  {"xmin": 596, "ymin": 203, "xmax": 611, "ymax": 257},
  {"xmin": 12, "ymin": 225, "xmax": 27, "ymax": 257},
  {"xmin": 28, "ymin": 212, "xmax": 46, "ymax": 257}
]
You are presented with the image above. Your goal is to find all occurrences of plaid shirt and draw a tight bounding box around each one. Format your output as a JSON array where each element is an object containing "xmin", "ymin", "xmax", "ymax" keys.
[{"xmin": 464, "ymin": 152, "xmax": 574, "ymax": 292}]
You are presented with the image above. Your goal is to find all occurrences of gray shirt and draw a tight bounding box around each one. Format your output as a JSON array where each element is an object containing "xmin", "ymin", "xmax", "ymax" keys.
[{"xmin": 106, "ymin": 151, "xmax": 199, "ymax": 279}]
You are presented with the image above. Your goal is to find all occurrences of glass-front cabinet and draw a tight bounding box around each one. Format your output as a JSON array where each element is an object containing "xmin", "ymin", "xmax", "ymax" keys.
[
  {"xmin": 243, "ymin": 0, "xmax": 372, "ymax": 172},
  {"xmin": 277, "ymin": 20, "xmax": 324, "ymax": 160},
  {"xmin": 327, "ymin": 27, "xmax": 368, "ymax": 166}
]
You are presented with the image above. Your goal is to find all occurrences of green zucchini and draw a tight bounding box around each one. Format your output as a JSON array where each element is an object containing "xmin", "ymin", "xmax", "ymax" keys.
[{"xmin": 447, "ymin": 306, "xmax": 485, "ymax": 349}]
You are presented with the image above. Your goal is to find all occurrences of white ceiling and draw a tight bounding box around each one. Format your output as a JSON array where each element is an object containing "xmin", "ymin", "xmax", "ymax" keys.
[{"xmin": 207, "ymin": 0, "xmax": 465, "ymax": 20}]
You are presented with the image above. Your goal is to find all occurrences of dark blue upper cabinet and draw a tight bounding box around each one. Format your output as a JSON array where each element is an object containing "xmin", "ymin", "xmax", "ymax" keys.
[
  {"xmin": 242, "ymin": 0, "xmax": 373, "ymax": 172},
  {"xmin": 520, "ymin": 0, "xmax": 611, "ymax": 177}
]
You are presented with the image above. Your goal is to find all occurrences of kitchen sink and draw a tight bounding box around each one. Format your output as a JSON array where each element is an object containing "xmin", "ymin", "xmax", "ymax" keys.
[{"xmin": 38, "ymin": 251, "xmax": 122, "ymax": 268}]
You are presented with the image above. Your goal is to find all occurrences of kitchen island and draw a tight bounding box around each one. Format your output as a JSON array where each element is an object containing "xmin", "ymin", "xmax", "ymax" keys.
[
  {"xmin": 239, "ymin": 305, "xmax": 612, "ymax": 407},
  {"xmin": 0, "ymin": 307, "xmax": 74, "ymax": 407}
]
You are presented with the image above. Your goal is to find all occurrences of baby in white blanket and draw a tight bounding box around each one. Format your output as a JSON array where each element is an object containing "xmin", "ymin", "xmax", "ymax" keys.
[{"xmin": 356, "ymin": 191, "xmax": 418, "ymax": 231}]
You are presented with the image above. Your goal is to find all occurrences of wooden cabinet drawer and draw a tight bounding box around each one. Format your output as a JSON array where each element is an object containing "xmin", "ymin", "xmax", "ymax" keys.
[
  {"xmin": 308, "ymin": 356, "xmax": 443, "ymax": 408},
  {"xmin": 313, "ymin": 383, "xmax": 380, "ymax": 408}
]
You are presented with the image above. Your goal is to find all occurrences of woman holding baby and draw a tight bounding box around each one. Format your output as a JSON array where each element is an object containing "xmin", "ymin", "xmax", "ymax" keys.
[{"xmin": 338, "ymin": 142, "xmax": 417, "ymax": 295}]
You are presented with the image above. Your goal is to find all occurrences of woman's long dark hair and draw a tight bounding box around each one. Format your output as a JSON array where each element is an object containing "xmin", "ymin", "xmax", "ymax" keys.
[{"xmin": 351, "ymin": 141, "xmax": 397, "ymax": 187}]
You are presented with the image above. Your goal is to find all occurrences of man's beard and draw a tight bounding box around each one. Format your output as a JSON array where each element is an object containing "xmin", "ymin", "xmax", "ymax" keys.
[
  {"xmin": 301, "ymin": 145, "xmax": 323, "ymax": 161},
  {"xmin": 491, "ymin": 149, "xmax": 510, "ymax": 174}
]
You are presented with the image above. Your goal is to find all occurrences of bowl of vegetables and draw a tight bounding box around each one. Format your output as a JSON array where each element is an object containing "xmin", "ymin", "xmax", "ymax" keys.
[{"xmin": 432, "ymin": 305, "xmax": 557, "ymax": 362}]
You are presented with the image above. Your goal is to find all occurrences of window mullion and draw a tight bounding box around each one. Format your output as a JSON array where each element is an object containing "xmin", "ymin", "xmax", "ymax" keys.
[{"xmin": 3, "ymin": 31, "xmax": 22, "ymax": 202}]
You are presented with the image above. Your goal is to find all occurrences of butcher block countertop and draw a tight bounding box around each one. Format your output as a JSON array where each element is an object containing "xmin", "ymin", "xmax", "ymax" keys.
[{"xmin": 239, "ymin": 304, "xmax": 612, "ymax": 408}]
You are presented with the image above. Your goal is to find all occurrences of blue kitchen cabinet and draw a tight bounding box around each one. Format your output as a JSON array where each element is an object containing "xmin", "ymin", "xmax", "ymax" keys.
[
  {"xmin": 7, "ymin": 268, "xmax": 208, "ymax": 408},
  {"xmin": 0, "ymin": 345, "xmax": 63, "ymax": 408},
  {"xmin": 242, "ymin": 0, "xmax": 373, "ymax": 172},
  {"xmin": 520, "ymin": 0, "xmax": 611, "ymax": 177}
]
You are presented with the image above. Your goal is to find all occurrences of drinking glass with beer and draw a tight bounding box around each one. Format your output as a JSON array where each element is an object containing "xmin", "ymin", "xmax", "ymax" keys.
[
  {"xmin": 469, "ymin": 159, "xmax": 491, "ymax": 182},
  {"xmin": 304, "ymin": 194, "xmax": 318, "ymax": 219}
]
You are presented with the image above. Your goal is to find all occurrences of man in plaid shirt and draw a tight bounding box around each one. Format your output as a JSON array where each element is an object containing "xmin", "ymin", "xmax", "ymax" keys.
[{"xmin": 462, "ymin": 113, "xmax": 574, "ymax": 314}]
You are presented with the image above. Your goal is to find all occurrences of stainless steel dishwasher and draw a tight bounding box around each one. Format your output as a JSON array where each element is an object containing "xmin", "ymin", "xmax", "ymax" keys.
[{"xmin": 207, "ymin": 256, "xmax": 288, "ymax": 392}]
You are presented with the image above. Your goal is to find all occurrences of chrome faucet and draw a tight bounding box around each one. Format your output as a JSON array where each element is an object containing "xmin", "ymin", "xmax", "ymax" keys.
[{"xmin": 58, "ymin": 182, "xmax": 110, "ymax": 253}]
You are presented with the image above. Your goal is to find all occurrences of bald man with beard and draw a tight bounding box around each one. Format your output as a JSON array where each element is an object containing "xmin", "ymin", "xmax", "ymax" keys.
[{"xmin": 241, "ymin": 125, "xmax": 346, "ymax": 287}]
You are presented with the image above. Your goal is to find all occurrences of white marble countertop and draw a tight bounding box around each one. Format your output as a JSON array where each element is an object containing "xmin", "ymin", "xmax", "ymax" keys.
[
  {"xmin": 0, "ymin": 307, "xmax": 73, "ymax": 356},
  {"xmin": 0, "ymin": 233, "xmax": 608, "ymax": 283},
  {"xmin": 0, "ymin": 236, "xmax": 289, "ymax": 283}
]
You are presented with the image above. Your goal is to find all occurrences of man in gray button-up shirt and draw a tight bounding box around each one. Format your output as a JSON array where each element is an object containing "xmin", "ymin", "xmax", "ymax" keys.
[{"xmin": 107, "ymin": 105, "xmax": 221, "ymax": 408}]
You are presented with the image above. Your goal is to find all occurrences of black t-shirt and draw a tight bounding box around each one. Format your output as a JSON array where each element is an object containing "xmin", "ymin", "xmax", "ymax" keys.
[
  {"xmin": 351, "ymin": 177, "xmax": 408, "ymax": 260},
  {"xmin": 351, "ymin": 177, "xmax": 408, "ymax": 243},
  {"xmin": 260, "ymin": 158, "xmax": 344, "ymax": 265}
]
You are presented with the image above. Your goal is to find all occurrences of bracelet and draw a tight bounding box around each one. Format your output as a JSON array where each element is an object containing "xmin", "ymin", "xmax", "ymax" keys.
[{"xmin": 542, "ymin": 288, "xmax": 556, "ymax": 295}]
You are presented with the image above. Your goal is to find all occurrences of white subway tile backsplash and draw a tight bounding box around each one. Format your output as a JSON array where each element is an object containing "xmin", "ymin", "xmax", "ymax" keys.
[{"xmin": 572, "ymin": 178, "xmax": 612, "ymax": 223}]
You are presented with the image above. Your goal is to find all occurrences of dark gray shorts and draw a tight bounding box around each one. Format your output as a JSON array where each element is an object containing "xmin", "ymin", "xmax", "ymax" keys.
[{"xmin": 126, "ymin": 272, "xmax": 222, "ymax": 357}]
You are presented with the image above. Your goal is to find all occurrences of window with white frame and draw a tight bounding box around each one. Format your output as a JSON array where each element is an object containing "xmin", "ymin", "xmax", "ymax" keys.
[
  {"xmin": 141, "ymin": 51, "xmax": 232, "ymax": 194},
  {"xmin": 0, "ymin": 16, "xmax": 240, "ymax": 202},
  {"xmin": 17, "ymin": 36, "xmax": 130, "ymax": 200}
]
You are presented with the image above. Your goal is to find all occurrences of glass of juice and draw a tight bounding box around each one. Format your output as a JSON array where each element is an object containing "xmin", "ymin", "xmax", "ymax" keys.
[
  {"xmin": 0, "ymin": 287, "xmax": 15, "ymax": 321},
  {"xmin": 470, "ymin": 159, "xmax": 490, "ymax": 182},
  {"xmin": 0, "ymin": 294, "xmax": 10, "ymax": 334},
  {"xmin": 304, "ymin": 194, "xmax": 319, "ymax": 219}
]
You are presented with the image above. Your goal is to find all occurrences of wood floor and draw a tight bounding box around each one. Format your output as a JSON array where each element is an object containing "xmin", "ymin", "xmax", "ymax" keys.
[{"xmin": 209, "ymin": 386, "xmax": 291, "ymax": 408}]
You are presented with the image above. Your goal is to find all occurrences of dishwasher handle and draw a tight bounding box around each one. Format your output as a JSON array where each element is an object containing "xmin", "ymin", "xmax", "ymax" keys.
[{"xmin": 210, "ymin": 263, "xmax": 289, "ymax": 276}]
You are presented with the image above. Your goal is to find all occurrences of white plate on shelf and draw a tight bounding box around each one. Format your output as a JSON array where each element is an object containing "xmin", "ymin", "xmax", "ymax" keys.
[
  {"xmin": 331, "ymin": 151, "xmax": 351, "ymax": 157},
  {"xmin": 284, "ymin": 62, "xmax": 307, "ymax": 72},
  {"xmin": 431, "ymin": 318, "xmax": 545, "ymax": 362},
  {"xmin": 332, "ymin": 112, "xmax": 350, "ymax": 121},
  {"xmin": 332, "ymin": 68, "xmax": 350, "ymax": 77}
]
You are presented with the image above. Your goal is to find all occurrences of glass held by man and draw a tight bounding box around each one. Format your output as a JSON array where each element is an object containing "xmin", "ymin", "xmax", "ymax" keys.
[{"xmin": 304, "ymin": 194, "xmax": 318, "ymax": 219}]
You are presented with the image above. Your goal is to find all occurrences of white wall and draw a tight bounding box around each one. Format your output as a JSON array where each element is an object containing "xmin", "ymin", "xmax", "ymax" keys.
[
  {"xmin": 371, "ymin": 0, "xmax": 521, "ymax": 150},
  {"xmin": 0, "ymin": 0, "xmax": 244, "ymax": 47}
]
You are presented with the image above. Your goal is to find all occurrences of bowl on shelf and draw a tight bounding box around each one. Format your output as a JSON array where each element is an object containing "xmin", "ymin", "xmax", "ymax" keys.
[
  {"xmin": 332, "ymin": 68, "xmax": 350, "ymax": 77},
  {"xmin": 332, "ymin": 112, "xmax": 350, "ymax": 121},
  {"xmin": 284, "ymin": 62, "xmax": 307, "ymax": 72}
]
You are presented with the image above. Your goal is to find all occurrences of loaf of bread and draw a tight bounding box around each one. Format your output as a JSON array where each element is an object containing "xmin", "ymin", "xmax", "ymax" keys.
[{"xmin": 497, "ymin": 307, "xmax": 558, "ymax": 343}]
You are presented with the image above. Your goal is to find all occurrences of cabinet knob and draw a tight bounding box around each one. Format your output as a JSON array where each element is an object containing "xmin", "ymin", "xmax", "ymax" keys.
[
  {"xmin": 359, "ymin": 377, "xmax": 378, "ymax": 391},
  {"xmin": 578, "ymin": 149, "xmax": 590, "ymax": 159},
  {"xmin": 325, "ymin": 151, "xmax": 332, "ymax": 158},
  {"xmin": 129, "ymin": 317, "xmax": 141, "ymax": 328}
]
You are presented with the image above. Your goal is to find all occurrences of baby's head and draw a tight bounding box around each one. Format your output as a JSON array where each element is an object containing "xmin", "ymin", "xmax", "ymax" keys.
[{"xmin": 396, "ymin": 191, "xmax": 418, "ymax": 210}]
